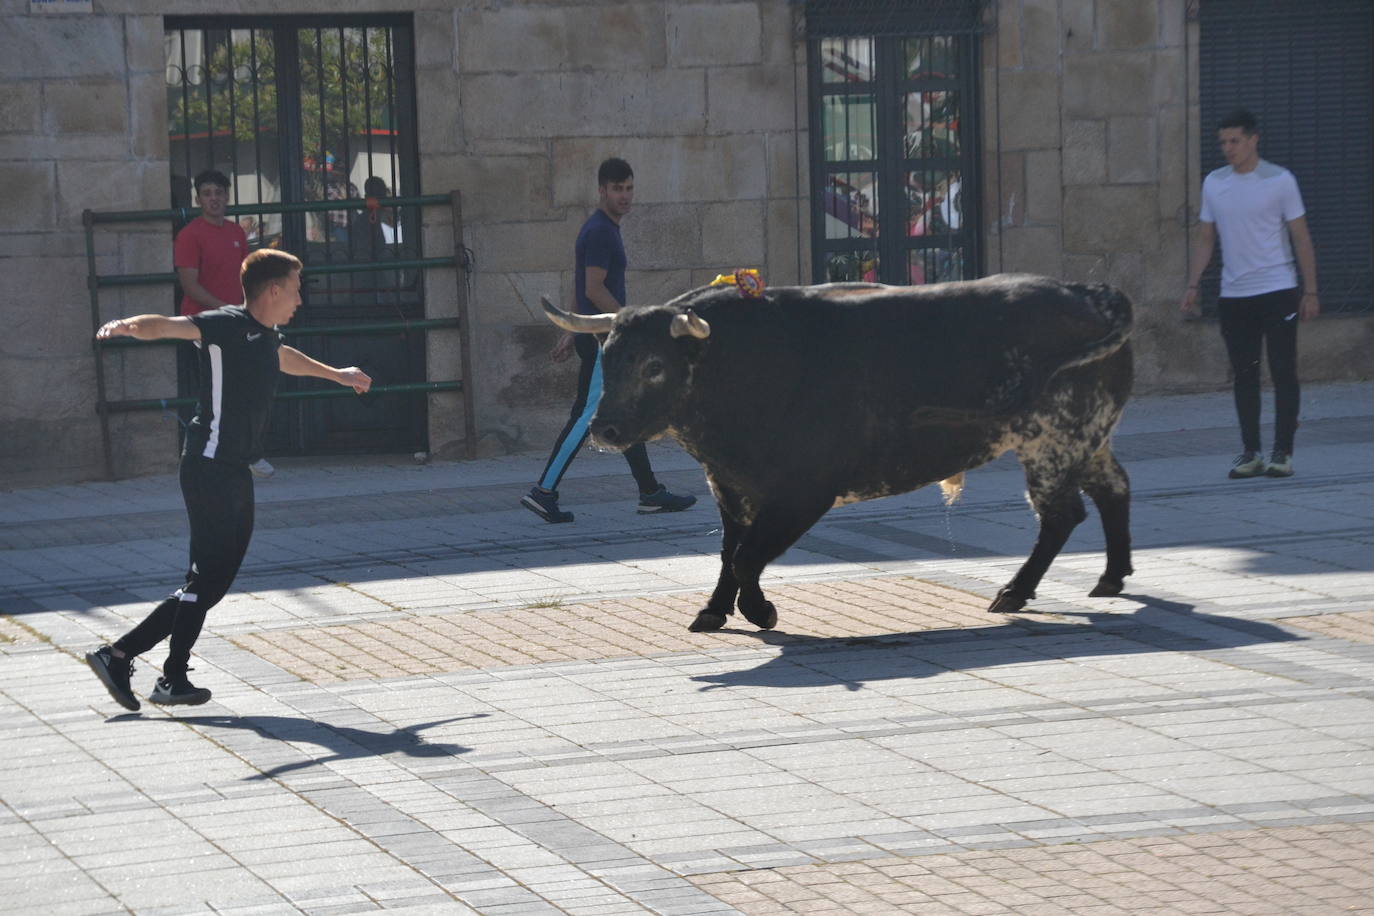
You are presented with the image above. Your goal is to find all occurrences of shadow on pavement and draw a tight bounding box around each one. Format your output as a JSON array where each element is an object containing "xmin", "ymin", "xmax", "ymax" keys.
[
  {"xmin": 691, "ymin": 597, "xmax": 1301, "ymax": 693},
  {"xmin": 132, "ymin": 712, "xmax": 487, "ymax": 779}
]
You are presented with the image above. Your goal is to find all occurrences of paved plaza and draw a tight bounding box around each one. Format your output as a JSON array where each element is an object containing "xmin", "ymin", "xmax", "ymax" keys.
[{"xmin": 3, "ymin": 383, "xmax": 1373, "ymax": 915}]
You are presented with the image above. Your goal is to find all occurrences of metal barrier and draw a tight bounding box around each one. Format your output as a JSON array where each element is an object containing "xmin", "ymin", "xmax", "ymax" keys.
[{"xmin": 84, "ymin": 191, "xmax": 477, "ymax": 478}]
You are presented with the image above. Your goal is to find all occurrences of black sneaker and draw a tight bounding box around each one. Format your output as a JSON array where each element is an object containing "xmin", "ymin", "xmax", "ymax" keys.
[
  {"xmin": 86, "ymin": 646, "xmax": 139, "ymax": 711},
  {"xmin": 149, "ymin": 677, "xmax": 212, "ymax": 706},
  {"xmin": 1228, "ymin": 451, "xmax": 1266, "ymax": 479},
  {"xmin": 521, "ymin": 487, "xmax": 574, "ymax": 523},
  {"xmin": 637, "ymin": 485, "xmax": 697, "ymax": 514}
]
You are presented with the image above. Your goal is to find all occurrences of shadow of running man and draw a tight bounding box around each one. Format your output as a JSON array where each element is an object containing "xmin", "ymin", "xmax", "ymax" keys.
[
  {"xmin": 137, "ymin": 713, "xmax": 488, "ymax": 780},
  {"xmin": 690, "ymin": 596, "xmax": 1302, "ymax": 693}
]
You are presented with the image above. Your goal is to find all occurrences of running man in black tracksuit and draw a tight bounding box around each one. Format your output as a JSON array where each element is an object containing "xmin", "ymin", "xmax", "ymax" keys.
[{"xmin": 86, "ymin": 249, "xmax": 372, "ymax": 710}]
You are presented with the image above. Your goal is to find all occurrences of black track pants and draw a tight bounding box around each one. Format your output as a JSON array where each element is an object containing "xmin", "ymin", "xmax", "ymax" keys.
[
  {"xmin": 115, "ymin": 455, "xmax": 254, "ymax": 681},
  {"xmin": 1218, "ymin": 287, "xmax": 1301, "ymax": 455},
  {"xmin": 535, "ymin": 332, "xmax": 659, "ymax": 495}
]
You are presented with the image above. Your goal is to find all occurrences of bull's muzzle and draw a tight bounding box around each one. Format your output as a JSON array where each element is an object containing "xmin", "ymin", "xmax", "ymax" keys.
[{"xmin": 589, "ymin": 419, "xmax": 628, "ymax": 451}]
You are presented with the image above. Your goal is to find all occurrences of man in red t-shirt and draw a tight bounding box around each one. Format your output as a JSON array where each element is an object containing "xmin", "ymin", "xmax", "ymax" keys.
[
  {"xmin": 174, "ymin": 170, "xmax": 248, "ymax": 315},
  {"xmin": 173, "ymin": 170, "xmax": 277, "ymax": 476}
]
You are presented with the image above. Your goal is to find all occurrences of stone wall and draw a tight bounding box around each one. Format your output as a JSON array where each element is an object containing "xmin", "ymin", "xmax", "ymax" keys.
[
  {"xmin": 440, "ymin": 0, "xmax": 807, "ymax": 457},
  {"xmin": 0, "ymin": 9, "xmax": 177, "ymax": 485},
  {"xmin": 983, "ymin": 0, "xmax": 1372, "ymax": 396}
]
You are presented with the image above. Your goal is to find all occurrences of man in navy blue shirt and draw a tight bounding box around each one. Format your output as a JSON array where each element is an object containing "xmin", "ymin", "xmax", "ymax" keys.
[
  {"xmin": 85, "ymin": 249, "xmax": 372, "ymax": 710},
  {"xmin": 522, "ymin": 158, "xmax": 696, "ymax": 523}
]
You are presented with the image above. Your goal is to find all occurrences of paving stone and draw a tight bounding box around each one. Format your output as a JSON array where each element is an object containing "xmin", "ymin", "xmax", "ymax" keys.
[{"xmin": 5, "ymin": 387, "xmax": 1374, "ymax": 914}]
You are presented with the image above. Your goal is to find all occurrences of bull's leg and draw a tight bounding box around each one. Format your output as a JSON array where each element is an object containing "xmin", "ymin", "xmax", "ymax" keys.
[
  {"xmin": 990, "ymin": 463, "xmax": 1088, "ymax": 614},
  {"xmin": 730, "ymin": 498, "xmax": 832, "ymax": 630},
  {"xmin": 691, "ymin": 510, "xmax": 742, "ymax": 632},
  {"xmin": 1080, "ymin": 445, "xmax": 1133, "ymax": 597}
]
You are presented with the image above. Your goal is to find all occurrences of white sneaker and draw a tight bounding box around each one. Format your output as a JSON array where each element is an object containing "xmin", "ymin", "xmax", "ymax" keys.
[{"xmin": 249, "ymin": 458, "xmax": 275, "ymax": 478}]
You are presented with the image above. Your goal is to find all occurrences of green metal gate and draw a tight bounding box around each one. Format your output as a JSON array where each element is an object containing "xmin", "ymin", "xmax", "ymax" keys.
[{"xmin": 85, "ymin": 191, "xmax": 476, "ymax": 480}]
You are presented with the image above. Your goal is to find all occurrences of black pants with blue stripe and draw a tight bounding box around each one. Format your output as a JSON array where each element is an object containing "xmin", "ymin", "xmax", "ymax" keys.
[
  {"xmin": 536, "ymin": 333, "xmax": 659, "ymax": 495},
  {"xmin": 1218, "ymin": 287, "xmax": 1300, "ymax": 455},
  {"xmin": 116, "ymin": 455, "xmax": 254, "ymax": 682}
]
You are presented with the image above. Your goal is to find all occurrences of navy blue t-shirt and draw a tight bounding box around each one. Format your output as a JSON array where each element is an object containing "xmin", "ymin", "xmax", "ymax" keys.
[
  {"xmin": 183, "ymin": 305, "xmax": 283, "ymax": 465},
  {"xmin": 574, "ymin": 208, "xmax": 626, "ymax": 315}
]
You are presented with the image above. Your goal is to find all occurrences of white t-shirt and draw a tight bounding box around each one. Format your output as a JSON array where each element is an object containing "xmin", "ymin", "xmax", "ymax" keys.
[{"xmin": 1199, "ymin": 160, "xmax": 1306, "ymax": 298}]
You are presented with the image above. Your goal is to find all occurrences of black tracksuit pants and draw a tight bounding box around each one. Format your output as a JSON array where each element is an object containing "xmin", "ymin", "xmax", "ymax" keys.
[
  {"xmin": 115, "ymin": 455, "xmax": 254, "ymax": 682},
  {"xmin": 1217, "ymin": 287, "xmax": 1301, "ymax": 455},
  {"xmin": 535, "ymin": 332, "xmax": 659, "ymax": 495}
]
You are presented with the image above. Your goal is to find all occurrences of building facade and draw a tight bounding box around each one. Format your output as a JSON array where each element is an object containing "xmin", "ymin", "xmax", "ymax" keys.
[{"xmin": 2, "ymin": 0, "xmax": 1370, "ymax": 485}]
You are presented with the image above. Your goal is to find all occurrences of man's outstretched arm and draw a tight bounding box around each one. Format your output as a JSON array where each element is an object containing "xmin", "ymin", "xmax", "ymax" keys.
[
  {"xmin": 97, "ymin": 315, "xmax": 201, "ymax": 341},
  {"xmin": 278, "ymin": 345, "xmax": 372, "ymax": 394}
]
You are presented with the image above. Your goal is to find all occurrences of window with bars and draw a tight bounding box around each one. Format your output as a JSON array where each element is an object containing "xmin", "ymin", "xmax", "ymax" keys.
[
  {"xmin": 165, "ymin": 15, "xmax": 427, "ymax": 455},
  {"xmin": 806, "ymin": 9, "xmax": 982, "ymax": 286},
  {"xmin": 165, "ymin": 16, "xmax": 420, "ymax": 301}
]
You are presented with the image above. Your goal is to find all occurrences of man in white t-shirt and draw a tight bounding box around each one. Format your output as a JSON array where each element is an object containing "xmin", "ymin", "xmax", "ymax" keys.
[{"xmin": 1182, "ymin": 109, "xmax": 1320, "ymax": 479}]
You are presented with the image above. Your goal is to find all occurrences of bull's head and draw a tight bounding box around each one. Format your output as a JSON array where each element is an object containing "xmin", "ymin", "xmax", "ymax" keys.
[{"xmin": 540, "ymin": 295, "xmax": 709, "ymax": 450}]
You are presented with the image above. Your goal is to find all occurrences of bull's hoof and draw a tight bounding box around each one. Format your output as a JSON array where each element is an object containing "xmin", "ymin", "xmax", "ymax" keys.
[
  {"xmin": 1088, "ymin": 577, "xmax": 1124, "ymax": 598},
  {"xmin": 740, "ymin": 600, "xmax": 778, "ymax": 630},
  {"xmin": 689, "ymin": 612, "xmax": 728, "ymax": 632},
  {"xmin": 988, "ymin": 586, "xmax": 1030, "ymax": 614},
  {"xmin": 1089, "ymin": 565, "xmax": 1133, "ymax": 597}
]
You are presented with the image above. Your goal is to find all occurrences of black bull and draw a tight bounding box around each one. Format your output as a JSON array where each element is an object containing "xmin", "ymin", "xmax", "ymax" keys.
[{"xmin": 542, "ymin": 273, "xmax": 1134, "ymax": 633}]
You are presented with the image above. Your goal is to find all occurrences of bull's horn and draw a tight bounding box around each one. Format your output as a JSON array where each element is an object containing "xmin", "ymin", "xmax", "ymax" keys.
[
  {"xmin": 540, "ymin": 295, "xmax": 615, "ymax": 334},
  {"xmin": 670, "ymin": 309, "xmax": 711, "ymax": 340}
]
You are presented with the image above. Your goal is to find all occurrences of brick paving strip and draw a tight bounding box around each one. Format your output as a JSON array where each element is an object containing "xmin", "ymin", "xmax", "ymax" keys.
[
  {"xmin": 687, "ymin": 823, "xmax": 1374, "ymax": 915},
  {"xmin": 230, "ymin": 572, "xmax": 1374, "ymax": 686},
  {"xmin": 1285, "ymin": 611, "xmax": 1374, "ymax": 647},
  {"xmin": 232, "ymin": 576, "xmax": 1018, "ymax": 682}
]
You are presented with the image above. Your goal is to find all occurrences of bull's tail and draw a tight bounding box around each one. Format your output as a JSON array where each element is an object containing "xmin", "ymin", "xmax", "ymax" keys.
[{"xmin": 1059, "ymin": 283, "xmax": 1134, "ymax": 371}]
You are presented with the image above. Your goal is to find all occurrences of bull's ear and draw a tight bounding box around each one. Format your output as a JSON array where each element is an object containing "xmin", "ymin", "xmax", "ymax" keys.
[
  {"xmin": 541, "ymin": 295, "xmax": 615, "ymax": 334},
  {"xmin": 670, "ymin": 309, "xmax": 711, "ymax": 340}
]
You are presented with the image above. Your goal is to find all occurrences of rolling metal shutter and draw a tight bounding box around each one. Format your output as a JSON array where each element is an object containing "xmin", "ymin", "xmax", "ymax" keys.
[
  {"xmin": 1198, "ymin": 0, "xmax": 1373, "ymax": 314},
  {"xmin": 803, "ymin": 0, "xmax": 986, "ymax": 38}
]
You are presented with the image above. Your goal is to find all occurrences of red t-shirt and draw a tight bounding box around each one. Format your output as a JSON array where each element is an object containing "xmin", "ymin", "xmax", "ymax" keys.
[{"xmin": 173, "ymin": 217, "xmax": 249, "ymax": 315}]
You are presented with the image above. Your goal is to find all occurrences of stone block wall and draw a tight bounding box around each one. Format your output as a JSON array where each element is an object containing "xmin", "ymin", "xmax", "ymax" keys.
[
  {"xmin": 446, "ymin": 0, "xmax": 807, "ymax": 457},
  {"xmin": 0, "ymin": 8, "xmax": 177, "ymax": 486}
]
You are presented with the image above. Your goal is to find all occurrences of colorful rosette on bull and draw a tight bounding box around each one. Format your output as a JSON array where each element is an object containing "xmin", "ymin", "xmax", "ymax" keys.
[{"xmin": 708, "ymin": 269, "xmax": 766, "ymax": 298}]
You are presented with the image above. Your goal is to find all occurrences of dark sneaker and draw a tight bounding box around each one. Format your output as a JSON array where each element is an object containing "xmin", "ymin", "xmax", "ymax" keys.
[
  {"xmin": 1228, "ymin": 452, "xmax": 1266, "ymax": 479},
  {"xmin": 1266, "ymin": 451, "xmax": 1294, "ymax": 477},
  {"xmin": 149, "ymin": 677, "xmax": 212, "ymax": 707},
  {"xmin": 637, "ymin": 486, "xmax": 697, "ymax": 514},
  {"xmin": 86, "ymin": 646, "xmax": 139, "ymax": 711},
  {"xmin": 521, "ymin": 487, "xmax": 574, "ymax": 524}
]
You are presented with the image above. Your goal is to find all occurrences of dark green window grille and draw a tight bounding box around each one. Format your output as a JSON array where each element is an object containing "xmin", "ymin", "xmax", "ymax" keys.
[{"xmin": 804, "ymin": 1, "xmax": 985, "ymax": 286}]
